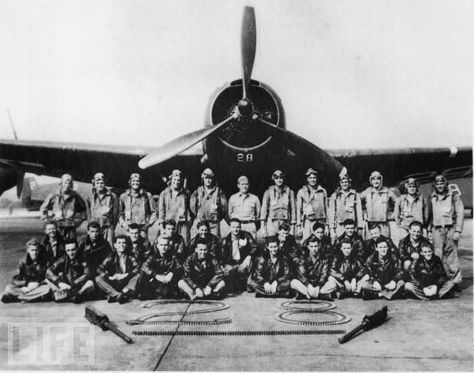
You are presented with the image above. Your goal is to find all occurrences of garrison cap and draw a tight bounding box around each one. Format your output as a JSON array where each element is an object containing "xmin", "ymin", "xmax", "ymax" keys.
[
  {"xmin": 305, "ymin": 168, "xmax": 318, "ymax": 177},
  {"xmin": 201, "ymin": 168, "xmax": 215, "ymax": 178}
]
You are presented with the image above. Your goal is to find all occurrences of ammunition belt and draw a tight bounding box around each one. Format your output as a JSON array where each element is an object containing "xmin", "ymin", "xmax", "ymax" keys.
[
  {"xmin": 133, "ymin": 329, "xmax": 346, "ymax": 336},
  {"xmin": 276, "ymin": 300, "xmax": 351, "ymax": 326},
  {"xmin": 127, "ymin": 318, "xmax": 232, "ymax": 326}
]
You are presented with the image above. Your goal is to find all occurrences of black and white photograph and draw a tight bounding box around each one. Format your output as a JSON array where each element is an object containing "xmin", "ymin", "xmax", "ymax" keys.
[{"xmin": 0, "ymin": 0, "xmax": 472, "ymax": 370}]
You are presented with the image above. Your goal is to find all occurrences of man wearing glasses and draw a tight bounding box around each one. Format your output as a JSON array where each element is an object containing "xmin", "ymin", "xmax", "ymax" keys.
[
  {"xmin": 260, "ymin": 170, "xmax": 296, "ymax": 237},
  {"xmin": 360, "ymin": 171, "xmax": 397, "ymax": 240}
]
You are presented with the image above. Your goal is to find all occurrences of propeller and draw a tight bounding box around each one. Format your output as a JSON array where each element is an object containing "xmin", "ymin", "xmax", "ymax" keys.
[
  {"xmin": 138, "ymin": 114, "xmax": 236, "ymax": 169},
  {"xmin": 241, "ymin": 6, "xmax": 256, "ymax": 99},
  {"xmin": 255, "ymin": 116, "xmax": 347, "ymax": 181}
]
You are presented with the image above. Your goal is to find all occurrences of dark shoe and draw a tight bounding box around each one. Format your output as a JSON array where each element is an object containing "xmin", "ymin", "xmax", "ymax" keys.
[
  {"xmin": 1, "ymin": 294, "xmax": 17, "ymax": 303},
  {"xmin": 255, "ymin": 292, "xmax": 263, "ymax": 298},
  {"xmin": 319, "ymin": 293, "xmax": 333, "ymax": 301},
  {"xmin": 295, "ymin": 292, "xmax": 305, "ymax": 300},
  {"xmin": 453, "ymin": 284, "xmax": 462, "ymax": 292},
  {"xmin": 117, "ymin": 293, "xmax": 130, "ymax": 304},
  {"xmin": 361, "ymin": 289, "xmax": 377, "ymax": 301},
  {"xmin": 107, "ymin": 295, "xmax": 117, "ymax": 303},
  {"xmin": 71, "ymin": 294, "xmax": 82, "ymax": 304}
]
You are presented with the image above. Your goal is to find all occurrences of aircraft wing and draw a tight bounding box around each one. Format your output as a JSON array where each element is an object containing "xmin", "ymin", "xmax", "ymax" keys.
[
  {"xmin": 328, "ymin": 146, "xmax": 472, "ymax": 188},
  {"xmin": 0, "ymin": 139, "xmax": 203, "ymax": 194}
]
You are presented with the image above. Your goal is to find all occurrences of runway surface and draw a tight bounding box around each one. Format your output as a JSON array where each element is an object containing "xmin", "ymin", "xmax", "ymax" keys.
[{"xmin": 0, "ymin": 217, "xmax": 472, "ymax": 371}]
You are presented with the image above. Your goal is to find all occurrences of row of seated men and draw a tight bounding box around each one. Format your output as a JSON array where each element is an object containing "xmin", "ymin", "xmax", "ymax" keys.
[{"xmin": 1, "ymin": 216, "xmax": 455, "ymax": 304}]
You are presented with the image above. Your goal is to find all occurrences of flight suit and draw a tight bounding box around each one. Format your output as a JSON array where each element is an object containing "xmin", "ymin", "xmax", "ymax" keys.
[
  {"xmin": 119, "ymin": 188, "xmax": 156, "ymax": 237},
  {"xmin": 260, "ymin": 185, "xmax": 296, "ymax": 236},
  {"xmin": 140, "ymin": 250, "xmax": 183, "ymax": 298},
  {"xmin": 95, "ymin": 253, "xmax": 141, "ymax": 298},
  {"xmin": 405, "ymin": 254, "xmax": 454, "ymax": 300},
  {"xmin": 40, "ymin": 190, "xmax": 87, "ymax": 241},
  {"xmin": 158, "ymin": 186, "xmax": 192, "ymax": 244},
  {"xmin": 2, "ymin": 254, "xmax": 51, "ymax": 302},
  {"xmin": 86, "ymin": 188, "xmax": 119, "ymax": 247},
  {"xmin": 296, "ymin": 185, "xmax": 328, "ymax": 241},
  {"xmin": 428, "ymin": 191, "xmax": 464, "ymax": 284},
  {"xmin": 394, "ymin": 193, "xmax": 429, "ymax": 235},
  {"xmin": 228, "ymin": 192, "xmax": 261, "ymax": 238},
  {"xmin": 190, "ymin": 186, "xmax": 228, "ymax": 238},
  {"xmin": 360, "ymin": 186, "xmax": 397, "ymax": 239},
  {"xmin": 328, "ymin": 188, "xmax": 363, "ymax": 237}
]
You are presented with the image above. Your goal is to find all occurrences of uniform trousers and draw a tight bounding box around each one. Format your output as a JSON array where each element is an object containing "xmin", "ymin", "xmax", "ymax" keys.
[
  {"xmin": 266, "ymin": 219, "xmax": 291, "ymax": 236},
  {"xmin": 138, "ymin": 275, "xmax": 179, "ymax": 298},
  {"xmin": 247, "ymin": 278, "xmax": 291, "ymax": 297},
  {"xmin": 432, "ymin": 227, "xmax": 462, "ymax": 284},
  {"xmin": 241, "ymin": 222, "xmax": 257, "ymax": 239},
  {"xmin": 101, "ymin": 226, "xmax": 115, "ymax": 249},
  {"xmin": 359, "ymin": 277, "xmax": 405, "ymax": 299},
  {"xmin": 404, "ymin": 281, "xmax": 454, "ymax": 300},
  {"xmin": 322, "ymin": 276, "xmax": 364, "ymax": 294},
  {"xmin": 302, "ymin": 218, "xmax": 326, "ymax": 242},
  {"xmin": 48, "ymin": 280, "xmax": 95, "ymax": 302},
  {"xmin": 222, "ymin": 261, "xmax": 252, "ymax": 291},
  {"xmin": 3, "ymin": 283, "xmax": 51, "ymax": 302},
  {"xmin": 95, "ymin": 274, "xmax": 141, "ymax": 298}
]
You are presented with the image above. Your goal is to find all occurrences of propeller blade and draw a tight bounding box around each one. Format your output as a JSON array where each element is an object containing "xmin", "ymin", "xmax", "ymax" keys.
[
  {"xmin": 138, "ymin": 115, "xmax": 236, "ymax": 169},
  {"xmin": 256, "ymin": 117, "xmax": 347, "ymax": 183},
  {"xmin": 241, "ymin": 6, "xmax": 256, "ymax": 99}
]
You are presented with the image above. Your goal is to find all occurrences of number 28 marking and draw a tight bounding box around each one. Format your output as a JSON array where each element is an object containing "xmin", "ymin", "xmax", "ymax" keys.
[{"xmin": 237, "ymin": 153, "xmax": 254, "ymax": 162}]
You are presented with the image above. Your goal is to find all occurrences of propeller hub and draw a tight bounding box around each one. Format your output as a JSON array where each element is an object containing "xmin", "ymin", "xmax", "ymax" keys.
[{"xmin": 237, "ymin": 98, "xmax": 253, "ymax": 118}]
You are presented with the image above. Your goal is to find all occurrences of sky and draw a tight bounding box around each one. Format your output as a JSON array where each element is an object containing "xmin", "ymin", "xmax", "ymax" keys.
[{"xmin": 0, "ymin": 0, "xmax": 472, "ymax": 150}]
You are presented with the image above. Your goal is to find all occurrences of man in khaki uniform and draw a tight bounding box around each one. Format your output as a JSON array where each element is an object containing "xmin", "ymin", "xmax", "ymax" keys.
[
  {"xmin": 428, "ymin": 175, "xmax": 464, "ymax": 286},
  {"xmin": 158, "ymin": 169, "xmax": 192, "ymax": 244},
  {"xmin": 260, "ymin": 170, "xmax": 296, "ymax": 237},
  {"xmin": 86, "ymin": 173, "xmax": 118, "ymax": 247},
  {"xmin": 296, "ymin": 168, "xmax": 328, "ymax": 241},
  {"xmin": 360, "ymin": 171, "xmax": 397, "ymax": 240},
  {"xmin": 394, "ymin": 178, "xmax": 429, "ymax": 237},
  {"xmin": 228, "ymin": 176, "xmax": 261, "ymax": 239},
  {"xmin": 328, "ymin": 174, "xmax": 363, "ymax": 241},
  {"xmin": 40, "ymin": 174, "xmax": 86, "ymax": 241},
  {"xmin": 190, "ymin": 168, "xmax": 227, "ymax": 239}
]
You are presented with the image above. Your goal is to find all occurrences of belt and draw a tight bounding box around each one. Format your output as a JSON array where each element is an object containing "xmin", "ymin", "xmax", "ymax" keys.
[
  {"xmin": 434, "ymin": 225, "xmax": 453, "ymax": 229},
  {"xmin": 240, "ymin": 220, "xmax": 256, "ymax": 224}
]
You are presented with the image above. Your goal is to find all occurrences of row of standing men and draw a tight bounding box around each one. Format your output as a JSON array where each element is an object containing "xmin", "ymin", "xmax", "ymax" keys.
[{"xmin": 39, "ymin": 167, "xmax": 464, "ymax": 287}]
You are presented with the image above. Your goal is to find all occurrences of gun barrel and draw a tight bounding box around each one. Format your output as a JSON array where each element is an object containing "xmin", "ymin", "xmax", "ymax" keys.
[
  {"xmin": 104, "ymin": 321, "xmax": 134, "ymax": 344},
  {"xmin": 338, "ymin": 323, "xmax": 365, "ymax": 344}
]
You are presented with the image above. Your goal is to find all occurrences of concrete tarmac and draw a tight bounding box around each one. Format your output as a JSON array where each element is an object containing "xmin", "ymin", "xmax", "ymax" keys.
[{"xmin": 0, "ymin": 217, "xmax": 472, "ymax": 371}]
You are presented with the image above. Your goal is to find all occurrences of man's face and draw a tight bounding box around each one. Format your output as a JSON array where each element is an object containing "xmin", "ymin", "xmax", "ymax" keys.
[
  {"xmin": 198, "ymin": 225, "xmax": 209, "ymax": 238},
  {"xmin": 278, "ymin": 229, "xmax": 289, "ymax": 242},
  {"xmin": 171, "ymin": 174, "xmax": 182, "ymax": 189},
  {"xmin": 94, "ymin": 179, "xmax": 105, "ymax": 193},
  {"xmin": 307, "ymin": 174, "xmax": 317, "ymax": 187},
  {"xmin": 344, "ymin": 224, "xmax": 355, "ymax": 237},
  {"xmin": 27, "ymin": 245, "xmax": 40, "ymax": 261},
  {"xmin": 129, "ymin": 228, "xmax": 140, "ymax": 242},
  {"xmin": 274, "ymin": 175, "xmax": 284, "ymax": 187},
  {"xmin": 65, "ymin": 244, "xmax": 78, "ymax": 259},
  {"xmin": 313, "ymin": 227, "xmax": 324, "ymax": 240},
  {"xmin": 340, "ymin": 179, "xmax": 349, "ymax": 191},
  {"xmin": 421, "ymin": 246, "xmax": 433, "ymax": 261},
  {"xmin": 435, "ymin": 180, "xmax": 446, "ymax": 193},
  {"xmin": 409, "ymin": 225, "xmax": 422, "ymax": 241},
  {"xmin": 268, "ymin": 242, "xmax": 279, "ymax": 257},
  {"xmin": 156, "ymin": 239, "xmax": 170, "ymax": 256},
  {"xmin": 45, "ymin": 223, "xmax": 57, "ymax": 238},
  {"xmin": 238, "ymin": 179, "xmax": 249, "ymax": 193},
  {"xmin": 61, "ymin": 175, "xmax": 73, "ymax": 193},
  {"xmin": 341, "ymin": 243, "xmax": 353, "ymax": 257},
  {"xmin": 308, "ymin": 241, "xmax": 320, "ymax": 256},
  {"xmin": 163, "ymin": 224, "xmax": 176, "ymax": 237},
  {"xmin": 376, "ymin": 242, "xmax": 388, "ymax": 257},
  {"xmin": 370, "ymin": 175, "xmax": 382, "ymax": 188},
  {"xmin": 230, "ymin": 222, "xmax": 241, "ymax": 236},
  {"xmin": 370, "ymin": 227, "xmax": 381, "ymax": 240},
  {"xmin": 114, "ymin": 238, "xmax": 127, "ymax": 254},
  {"xmin": 196, "ymin": 244, "xmax": 208, "ymax": 260},
  {"xmin": 203, "ymin": 175, "xmax": 214, "ymax": 187},
  {"xmin": 130, "ymin": 177, "xmax": 141, "ymax": 191},
  {"xmin": 88, "ymin": 227, "xmax": 100, "ymax": 242},
  {"xmin": 406, "ymin": 184, "xmax": 417, "ymax": 195}
]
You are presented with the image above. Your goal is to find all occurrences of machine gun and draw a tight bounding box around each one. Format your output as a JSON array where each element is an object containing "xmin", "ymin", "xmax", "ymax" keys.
[
  {"xmin": 84, "ymin": 306, "xmax": 133, "ymax": 344},
  {"xmin": 338, "ymin": 306, "xmax": 387, "ymax": 344}
]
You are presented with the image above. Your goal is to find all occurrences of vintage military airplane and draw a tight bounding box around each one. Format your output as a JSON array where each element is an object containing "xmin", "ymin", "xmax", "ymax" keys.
[{"xmin": 0, "ymin": 6, "xmax": 472, "ymax": 198}]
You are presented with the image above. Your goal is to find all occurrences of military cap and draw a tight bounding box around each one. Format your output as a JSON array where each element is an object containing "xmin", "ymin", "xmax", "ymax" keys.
[
  {"xmin": 272, "ymin": 170, "xmax": 285, "ymax": 179},
  {"xmin": 405, "ymin": 177, "xmax": 418, "ymax": 187},
  {"xmin": 369, "ymin": 171, "xmax": 383, "ymax": 180},
  {"xmin": 129, "ymin": 173, "xmax": 141, "ymax": 181},
  {"xmin": 26, "ymin": 238, "xmax": 41, "ymax": 247},
  {"xmin": 237, "ymin": 175, "xmax": 249, "ymax": 184},
  {"xmin": 434, "ymin": 175, "xmax": 447, "ymax": 183},
  {"xmin": 201, "ymin": 168, "xmax": 215, "ymax": 178},
  {"xmin": 92, "ymin": 172, "xmax": 105, "ymax": 182},
  {"xmin": 170, "ymin": 169, "xmax": 182, "ymax": 178}
]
